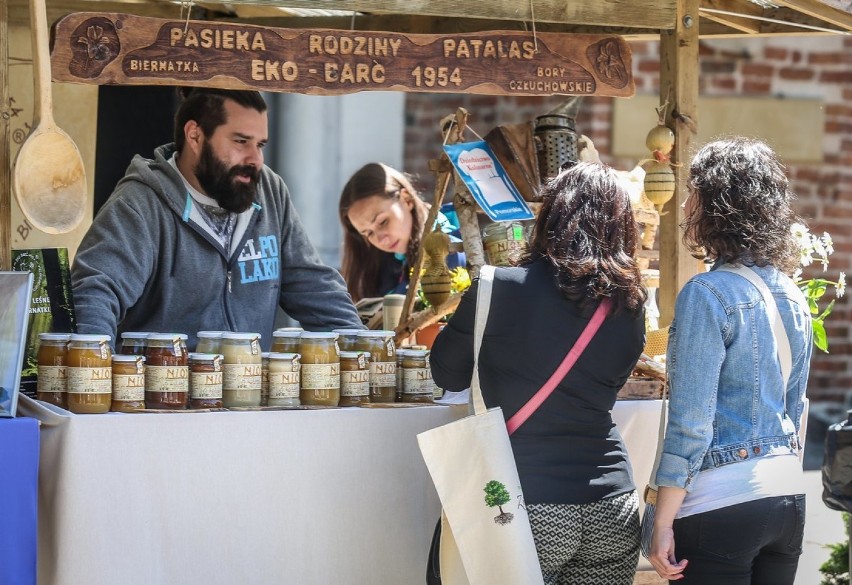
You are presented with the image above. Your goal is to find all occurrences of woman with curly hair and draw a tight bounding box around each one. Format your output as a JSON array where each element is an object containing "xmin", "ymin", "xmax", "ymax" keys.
[
  {"xmin": 648, "ymin": 137, "xmax": 813, "ymax": 584},
  {"xmin": 431, "ymin": 161, "xmax": 647, "ymax": 584}
]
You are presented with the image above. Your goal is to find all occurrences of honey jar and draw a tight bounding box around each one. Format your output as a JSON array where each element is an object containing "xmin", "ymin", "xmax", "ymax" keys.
[
  {"xmin": 188, "ymin": 353, "xmax": 224, "ymax": 409},
  {"xmin": 36, "ymin": 332, "xmax": 70, "ymax": 408},
  {"xmin": 119, "ymin": 332, "xmax": 149, "ymax": 356},
  {"xmin": 145, "ymin": 333, "xmax": 189, "ymax": 410},
  {"xmin": 267, "ymin": 352, "xmax": 301, "ymax": 407},
  {"xmin": 111, "ymin": 355, "xmax": 146, "ymax": 412},
  {"xmin": 298, "ymin": 332, "xmax": 340, "ymax": 406},
  {"xmin": 195, "ymin": 331, "xmax": 225, "ymax": 354},
  {"xmin": 482, "ymin": 221, "xmax": 529, "ymax": 266},
  {"xmin": 355, "ymin": 331, "xmax": 396, "ymax": 403},
  {"xmin": 66, "ymin": 334, "xmax": 113, "ymax": 414},
  {"xmin": 271, "ymin": 328, "xmax": 302, "ymax": 354},
  {"xmin": 221, "ymin": 332, "xmax": 262, "ymax": 407},
  {"xmin": 402, "ymin": 349, "xmax": 434, "ymax": 403},
  {"xmin": 395, "ymin": 349, "xmax": 410, "ymax": 402},
  {"xmin": 333, "ymin": 328, "xmax": 363, "ymax": 352},
  {"xmin": 339, "ymin": 351, "xmax": 370, "ymax": 407}
]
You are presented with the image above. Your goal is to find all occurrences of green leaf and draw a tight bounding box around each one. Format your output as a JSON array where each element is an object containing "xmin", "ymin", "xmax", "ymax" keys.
[
  {"xmin": 813, "ymin": 319, "xmax": 828, "ymax": 353},
  {"xmin": 819, "ymin": 299, "xmax": 836, "ymax": 322}
]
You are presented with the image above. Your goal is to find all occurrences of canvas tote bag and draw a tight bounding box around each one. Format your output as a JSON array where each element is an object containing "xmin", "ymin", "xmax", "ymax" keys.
[{"xmin": 417, "ymin": 265, "xmax": 544, "ymax": 585}]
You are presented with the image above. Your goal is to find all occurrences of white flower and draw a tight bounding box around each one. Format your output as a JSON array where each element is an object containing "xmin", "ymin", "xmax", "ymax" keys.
[
  {"xmin": 793, "ymin": 268, "xmax": 803, "ymax": 281},
  {"xmin": 791, "ymin": 223, "xmax": 809, "ymax": 246},
  {"xmin": 838, "ymin": 272, "xmax": 846, "ymax": 298},
  {"xmin": 812, "ymin": 237, "xmax": 827, "ymax": 262},
  {"xmin": 822, "ymin": 232, "xmax": 835, "ymax": 255},
  {"xmin": 800, "ymin": 249, "xmax": 814, "ymax": 267}
]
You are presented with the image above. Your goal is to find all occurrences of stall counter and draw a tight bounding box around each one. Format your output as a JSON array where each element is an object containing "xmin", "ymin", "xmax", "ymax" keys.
[{"xmin": 18, "ymin": 396, "xmax": 662, "ymax": 585}]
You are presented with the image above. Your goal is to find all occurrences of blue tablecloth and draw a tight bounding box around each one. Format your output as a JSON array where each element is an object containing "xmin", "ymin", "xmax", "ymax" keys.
[{"xmin": 0, "ymin": 417, "xmax": 39, "ymax": 585}]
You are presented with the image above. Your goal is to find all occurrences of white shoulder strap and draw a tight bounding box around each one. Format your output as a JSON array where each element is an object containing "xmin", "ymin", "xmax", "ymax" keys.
[{"xmin": 471, "ymin": 265, "xmax": 496, "ymax": 415}]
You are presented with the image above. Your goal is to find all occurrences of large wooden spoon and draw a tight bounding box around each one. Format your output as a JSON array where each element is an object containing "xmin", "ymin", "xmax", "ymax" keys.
[{"xmin": 13, "ymin": 0, "xmax": 86, "ymax": 234}]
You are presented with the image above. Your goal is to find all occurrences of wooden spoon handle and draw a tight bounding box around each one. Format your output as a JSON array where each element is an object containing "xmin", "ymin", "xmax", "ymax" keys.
[{"xmin": 29, "ymin": 0, "xmax": 54, "ymax": 127}]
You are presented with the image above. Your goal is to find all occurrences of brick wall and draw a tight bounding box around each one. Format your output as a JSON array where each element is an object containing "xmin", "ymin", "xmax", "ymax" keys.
[{"xmin": 403, "ymin": 35, "xmax": 852, "ymax": 402}]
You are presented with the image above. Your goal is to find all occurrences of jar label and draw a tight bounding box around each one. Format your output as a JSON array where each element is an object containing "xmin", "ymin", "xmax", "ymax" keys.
[
  {"xmin": 403, "ymin": 368, "xmax": 435, "ymax": 394},
  {"xmin": 250, "ymin": 338, "xmax": 261, "ymax": 355},
  {"xmin": 113, "ymin": 374, "xmax": 145, "ymax": 400},
  {"xmin": 269, "ymin": 371, "xmax": 300, "ymax": 399},
  {"xmin": 341, "ymin": 370, "xmax": 369, "ymax": 397},
  {"xmin": 99, "ymin": 341, "xmax": 110, "ymax": 360},
  {"xmin": 385, "ymin": 338, "xmax": 395, "ymax": 357},
  {"xmin": 67, "ymin": 367, "xmax": 112, "ymax": 394},
  {"xmin": 146, "ymin": 365, "xmax": 190, "ymax": 393},
  {"xmin": 486, "ymin": 240, "xmax": 527, "ymax": 267},
  {"xmin": 223, "ymin": 364, "xmax": 262, "ymax": 390},
  {"xmin": 301, "ymin": 363, "xmax": 340, "ymax": 390},
  {"xmin": 370, "ymin": 361, "xmax": 396, "ymax": 388},
  {"xmin": 37, "ymin": 365, "xmax": 66, "ymax": 393},
  {"xmin": 190, "ymin": 371, "xmax": 223, "ymax": 399}
]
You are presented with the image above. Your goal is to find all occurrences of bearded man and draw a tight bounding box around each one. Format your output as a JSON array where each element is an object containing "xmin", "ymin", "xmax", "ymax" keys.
[{"xmin": 71, "ymin": 88, "xmax": 362, "ymax": 349}]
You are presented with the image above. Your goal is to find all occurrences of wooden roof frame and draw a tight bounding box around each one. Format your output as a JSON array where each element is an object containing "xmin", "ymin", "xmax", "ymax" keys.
[{"xmin": 2, "ymin": 0, "xmax": 850, "ymax": 322}]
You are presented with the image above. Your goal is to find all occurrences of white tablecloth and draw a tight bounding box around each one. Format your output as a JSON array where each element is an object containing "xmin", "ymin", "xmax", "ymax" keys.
[{"xmin": 19, "ymin": 396, "xmax": 662, "ymax": 585}]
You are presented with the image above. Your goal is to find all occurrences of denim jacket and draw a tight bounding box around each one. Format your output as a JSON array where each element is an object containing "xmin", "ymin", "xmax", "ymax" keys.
[{"xmin": 655, "ymin": 261, "xmax": 812, "ymax": 491}]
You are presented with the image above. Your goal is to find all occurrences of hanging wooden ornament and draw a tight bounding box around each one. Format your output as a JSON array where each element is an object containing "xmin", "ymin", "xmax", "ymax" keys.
[
  {"xmin": 419, "ymin": 231, "xmax": 452, "ymax": 307},
  {"xmin": 642, "ymin": 102, "xmax": 677, "ymax": 212}
]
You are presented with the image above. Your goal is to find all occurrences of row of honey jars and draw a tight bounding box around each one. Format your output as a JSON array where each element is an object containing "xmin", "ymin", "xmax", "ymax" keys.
[{"xmin": 481, "ymin": 221, "xmax": 530, "ymax": 266}]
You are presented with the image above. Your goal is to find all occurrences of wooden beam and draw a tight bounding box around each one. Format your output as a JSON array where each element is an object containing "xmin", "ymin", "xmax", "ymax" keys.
[
  {"xmin": 772, "ymin": 0, "xmax": 852, "ymax": 31},
  {"xmin": 699, "ymin": 0, "xmax": 763, "ymax": 33},
  {"xmin": 1, "ymin": 0, "xmax": 10, "ymax": 270},
  {"xmin": 176, "ymin": 0, "xmax": 679, "ymax": 30},
  {"xmin": 658, "ymin": 0, "xmax": 703, "ymax": 326},
  {"xmin": 6, "ymin": 0, "xmax": 185, "ymax": 26}
]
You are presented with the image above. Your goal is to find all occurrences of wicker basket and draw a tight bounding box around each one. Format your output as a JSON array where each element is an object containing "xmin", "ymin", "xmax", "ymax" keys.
[{"xmin": 643, "ymin": 326, "xmax": 669, "ymax": 358}]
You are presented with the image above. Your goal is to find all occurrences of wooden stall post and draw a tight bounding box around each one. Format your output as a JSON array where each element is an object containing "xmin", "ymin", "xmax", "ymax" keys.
[
  {"xmin": 1, "ymin": 0, "xmax": 11, "ymax": 270},
  {"xmin": 658, "ymin": 0, "xmax": 703, "ymax": 326}
]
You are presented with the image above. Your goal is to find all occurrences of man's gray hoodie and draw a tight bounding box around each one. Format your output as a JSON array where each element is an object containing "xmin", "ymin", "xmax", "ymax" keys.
[{"xmin": 71, "ymin": 143, "xmax": 362, "ymax": 349}]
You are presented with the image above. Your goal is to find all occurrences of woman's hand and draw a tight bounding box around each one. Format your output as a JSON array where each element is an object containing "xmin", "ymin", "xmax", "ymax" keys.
[{"xmin": 649, "ymin": 524, "xmax": 688, "ymax": 580}]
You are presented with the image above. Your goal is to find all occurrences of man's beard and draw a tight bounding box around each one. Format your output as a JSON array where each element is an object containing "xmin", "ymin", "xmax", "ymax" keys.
[{"xmin": 195, "ymin": 141, "xmax": 260, "ymax": 213}]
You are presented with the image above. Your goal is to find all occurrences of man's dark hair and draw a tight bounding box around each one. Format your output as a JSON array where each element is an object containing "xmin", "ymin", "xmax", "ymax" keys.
[{"xmin": 174, "ymin": 87, "xmax": 267, "ymax": 152}]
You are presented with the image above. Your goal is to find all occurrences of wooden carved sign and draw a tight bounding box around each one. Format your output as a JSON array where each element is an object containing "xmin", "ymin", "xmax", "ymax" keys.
[{"xmin": 50, "ymin": 13, "xmax": 635, "ymax": 98}]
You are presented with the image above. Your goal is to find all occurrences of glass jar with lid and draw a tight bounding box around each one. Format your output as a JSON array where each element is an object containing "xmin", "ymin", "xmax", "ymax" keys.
[
  {"xmin": 339, "ymin": 351, "xmax": 370, "ymax": 407},
  {"xmin": 267, "ymin": 352, "xmax": 301, "ymax": 407},
  {"xmin": 402, "ymin": 349, "xmax": 435, "ymax": 403},
  {"xmin": 298, "ymin": 332, "xmax": 340, "ymax": 406},
  {"xmin": 333, "ymin": 328, "xmax": 363, "ymax": 352},
  {"xmin": 221, "ymin": 332, "xmax": 262, "ymax": 407},
  {"xmin": 66, "ymin": 334, "xmax": 113, "ymax": 414},
  {"xmin": 188, "ymin": 353, "xmax": 224, "ymax": 409},
  {"xmin": 482, "ymin": 221, "xmax": 529, "ymax": 266},
  {"xmin": 36, "ymin": 332, "xmax": 70, "ymax": 408},
  {"xmin": 271, "ymin": 328, "xmax": 302, "ymax": 354},
  {"xmin": 111, "ymin": 355, "xmax": 146, "ymax": 412},
  {"xmin": 395, "ymin": 349, "xmax": 410, "ymax": 402},
  {"xmin": 355, "ymin": 330, "xmax": 397, "ymax": 403},
  {"xmin": 195, "ymin": 331, "xmax": 225, "ymax": 354},
  {"xmin": 119, "ymin": 332, "xmax": 149, "ymax": 356},
  {"xmin": 145, "ymin": 333, "xmax": 189, "ymax": 410}
]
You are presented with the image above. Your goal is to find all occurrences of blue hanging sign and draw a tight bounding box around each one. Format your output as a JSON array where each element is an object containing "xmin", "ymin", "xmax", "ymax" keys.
[{"xmin": 443, "ymin": 141, "xmax": 534, "ymax": 222}]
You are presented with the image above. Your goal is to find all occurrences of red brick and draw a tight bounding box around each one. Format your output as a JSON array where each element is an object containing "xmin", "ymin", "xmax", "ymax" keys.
[
  {"xmin": 742, "ymin": 63, "xmax": 774, "ymax": 77},
  {"xmin": 637, "ymin": 60, "xmax": 661, "ymax": 73},
  {"xmin": 779, "ymin": 68, "xmax": 815, "ymax": 80},
  {"xmin": 742, "ymin": 81, "xmax": 771, "ymax": 94},
  {"xmin": 698, "ymin": 42, "xmax": 715, "ymax": 56},
  {"xmin": 809, "ymin": 52, "xmax": 845, "ymax": 65},
  {"xmin": 764, "ymin": 47, "xmax": 788, "ymax": 61},
  {"xmin": 713, "ymin": 78, "xmax": 737, "ymax": 90},
  {"xmin": 826, "ymin": 121, "xmax": 852, "ymax": 134},
  {"xmin": 792, "ymin": 50, "xmax": 802, "ymax": 63},
  {"xmin": 821, "ymin": 71, "xmax": 852, "ymax": 84},
  {"xmin": 702, "ymin": 61, "xmax": 736, "ymax": 74},
  {"xmin": 827, "ymin": 105, "xmax": 852, "ymax": 118}
]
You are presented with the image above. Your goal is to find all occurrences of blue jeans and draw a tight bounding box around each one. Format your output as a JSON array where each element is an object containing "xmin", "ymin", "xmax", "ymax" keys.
[{"xmin": 671, "ymin": 495, "xmax": 806, "ymax": 585}]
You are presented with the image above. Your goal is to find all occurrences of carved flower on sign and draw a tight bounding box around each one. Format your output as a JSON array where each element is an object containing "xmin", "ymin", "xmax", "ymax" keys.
[
  {"xmin": 587, "ymin": 39, "xmax": 629, "ymax": 89},
  {"xmin": 69, "ymin": 17, "xmax": 120, "ymax": 79},
  {"xmin": 78, "ymin": 25, "xmax": 111, "ymax": 61}
]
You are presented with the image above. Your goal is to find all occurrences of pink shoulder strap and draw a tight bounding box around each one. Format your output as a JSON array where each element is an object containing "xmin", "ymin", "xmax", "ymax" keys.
[{"xmin": 506, "ymin": 299, "xmax": 611, "ymax": 435}]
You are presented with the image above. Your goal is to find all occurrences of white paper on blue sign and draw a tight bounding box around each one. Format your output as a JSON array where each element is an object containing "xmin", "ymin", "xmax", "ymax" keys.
[{"xmin": 443, "ymin": 140, "xmax": 534, "ymax": 222}]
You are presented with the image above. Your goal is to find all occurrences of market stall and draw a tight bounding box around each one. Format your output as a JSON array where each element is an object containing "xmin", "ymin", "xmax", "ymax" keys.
[{"xmin": 2, "ymin": 2, "xmax": 851, "ymax": 585}]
